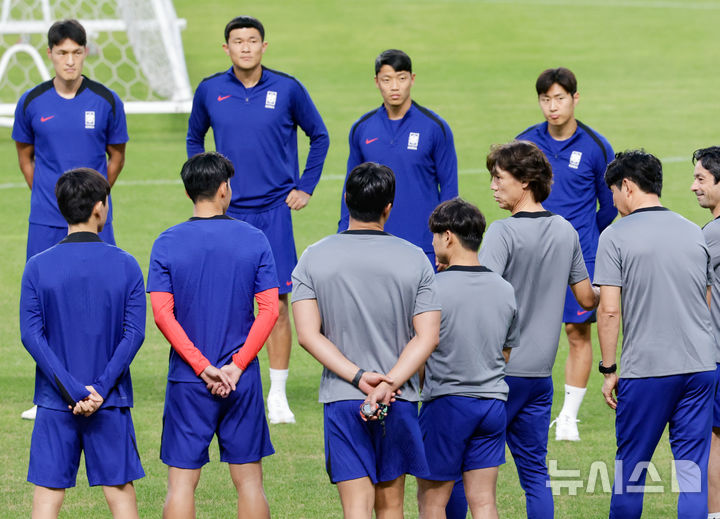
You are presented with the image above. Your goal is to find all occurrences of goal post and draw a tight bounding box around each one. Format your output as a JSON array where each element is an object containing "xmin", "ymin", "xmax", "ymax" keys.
[{"xmin": 0, "ymin": 0, "xmax": 193, "ymax": 124}]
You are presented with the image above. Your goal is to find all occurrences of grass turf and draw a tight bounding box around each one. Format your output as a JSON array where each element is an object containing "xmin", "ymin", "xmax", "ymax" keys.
[{"xmin": 2, "ymin": 0, "xmax": 720, "ymax": 516}]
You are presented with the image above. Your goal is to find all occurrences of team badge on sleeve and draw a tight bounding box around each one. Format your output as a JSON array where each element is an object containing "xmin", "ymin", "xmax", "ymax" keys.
[
  {"xmin": 265, "ymin": 91, "xmax": 277, "ymax": 109},
  {"xmin": 408, "ymin": 132, "xmax": 420, "ymax": 150},
  {"xmin": 85, "ymin": 111, "xmax": 96, "ymax": 129},
  {"xmin": 569, "ymin": 151, "xmax": 582, "ymax": 169}
]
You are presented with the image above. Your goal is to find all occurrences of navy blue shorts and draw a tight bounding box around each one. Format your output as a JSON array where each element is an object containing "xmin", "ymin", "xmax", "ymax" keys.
[
  {"xmin": 28, "ymin": 406, "xmax": 144, "ymax": 488},
  {"xmin": 228, "ymin": 204, "xmax": 296, "ymax": 295},
  {"xmin": 27, "ymin": 222, "xmax": 116, "ymax": 260},
  {"xmin": 562, "ymin": 260, "xmax": 596, "ymax": 323},
  {"xmin": 323, "ymin": 400, "xmax": 428, "ymax": 484},
  {"xmin": 419, "ymin": 396, "xmax": 506, "ymax": 481},
  {"xmin": 161, "ymin": 359, "xmax": 274, "ymax": 469},
  {"xmin": 712, "ymin": 364, "xmax": 720, "ymax": 429}
]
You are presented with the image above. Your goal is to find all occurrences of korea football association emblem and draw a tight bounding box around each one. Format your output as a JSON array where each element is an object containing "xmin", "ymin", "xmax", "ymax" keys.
[
  {"xmin": 569, "ymin": 150, "xmax": 582, "ymax": 169},
  {"xmin": 265, "ymin": 91, "xmax": 277, "ymax": 109},
  {"xmin": 85, "ymin": 111, "xmax": 95, "ymax": 129},
  {"xmin": 407, "ymin": 132, "xmax": 420, "ymax": 150}
]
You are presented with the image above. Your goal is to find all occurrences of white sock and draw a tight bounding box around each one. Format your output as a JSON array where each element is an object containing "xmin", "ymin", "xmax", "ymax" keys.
[
  {"xmin": 269, "ymin": 368, "xmax": 289, "ymax": 398},
  {"xmin": 708, "ymin": 513, "xmax": 720, "ymax": 518},
  {"xmin": 559, "ymin": 384, "xmax": 587, "ymax": 420}
]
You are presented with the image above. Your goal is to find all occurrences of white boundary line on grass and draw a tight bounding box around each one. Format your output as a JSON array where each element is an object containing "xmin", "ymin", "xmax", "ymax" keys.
[
  {"xmin": 478, "ymin": 0, "xmax": 720, "ymax": 9},
  {"xmin": 0, "ymin": 156, "xmax": 690, "ymax": 189}
]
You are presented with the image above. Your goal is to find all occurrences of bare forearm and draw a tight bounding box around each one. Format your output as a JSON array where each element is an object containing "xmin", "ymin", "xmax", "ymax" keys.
[
  {"xmin": 298, "ymin": 330, "xmax": 360, "ymax": 383},
  {"xmin": 597, "ymin": 309, "xmax": 619, "ymax": 366}
]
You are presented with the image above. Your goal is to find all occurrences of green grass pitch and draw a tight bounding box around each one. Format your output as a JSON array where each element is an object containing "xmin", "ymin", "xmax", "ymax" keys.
[{"xmin": 2, "ymin": 0, "xmax": 720, "ymax": 516}]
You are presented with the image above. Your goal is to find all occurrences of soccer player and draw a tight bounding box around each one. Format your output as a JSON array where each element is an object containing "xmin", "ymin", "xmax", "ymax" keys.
[
  {"xmin": 690, "ymin": 146, "xmax": 720, "ymax": 519},
  {"xmin": 13, "ymin": 18, "xmax": 129, "ymax": 420},
  {"xmin": 337, "ymin": 49, "xmax": 458, "ymax": 267},
  {"xmin": 292, "ymin": 162, "xmax": 441, "ymax": 519},
  {"xmin": 147, "ymin": 152, "xmax": 279, "ymax": 519},
  {"xmin": 186, "ymin": 15, "xmax": 329, "ymax": 424},
  {"xmin": 19, "ymin": 168, "xmax": 145, "ymax": 519},
  {"xmin": 517, "ymin": 67, "xmax": 615, "ymax": 441},
  {"xmin": 478, "ymin": 140, "xmax": 599, "ymax": 519},
  {"xmin": 596, "ymin": 150, "xmax": 716, "ymax": 519},
  {"xmin": 416, "ymin": 198, "xmax": 518, "ymax": 519}
]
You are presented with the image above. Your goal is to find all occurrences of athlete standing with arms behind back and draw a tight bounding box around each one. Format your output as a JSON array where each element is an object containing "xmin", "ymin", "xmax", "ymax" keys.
[
  {"xmin": 517, "ymin": 67, "xmax": 615, "ymax": 441},
  {"xmin": 186, "ymin": 15, "xmax": 330, "ymax": 424}
]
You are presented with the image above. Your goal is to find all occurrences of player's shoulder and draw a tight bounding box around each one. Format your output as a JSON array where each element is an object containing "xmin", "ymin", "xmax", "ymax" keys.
[
  {"xmin": 703, "ymin": 217, "xmax": 720, "ymax": 238},
  {"xmin": 349, "ymin": 107, "xmax": 382, "ymax": 138},
  {"xmin": 516, "ymin": 122, "xmax": 546, "ymax": 140},
  {"xmin": 410, "ymin": 100, "xmax": 451, "ymax": 137},
  {"xmin": 79, "ymin": 77, "xmax": 122, "ymax": 115},
  {"xmin": 261, "ymin": 66, "xmax": 305, "ymax": 90},
  {"xmin": 197, "ymin": 70, "xmax": 226, "ymax": 87},
  {"xmin": 18, "ymin": 79, "xmax": 54, "ymax": 114},
  {"xmin": 575, "ymin": 120, "xmax": 612, "ymax": 160}
]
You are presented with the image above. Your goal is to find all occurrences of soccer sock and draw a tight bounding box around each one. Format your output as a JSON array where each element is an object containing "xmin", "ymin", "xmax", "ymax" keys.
[
  {"xmin": 708, "ymin": 513, "xmax": 720, "ymax": 518},
  {"xmin": 269, "ymin": 368, "xmax": 289, "ymax": 398},
  {"xmin": 559, "ymin": 384, "xmax": 587, "ymax": 420}
]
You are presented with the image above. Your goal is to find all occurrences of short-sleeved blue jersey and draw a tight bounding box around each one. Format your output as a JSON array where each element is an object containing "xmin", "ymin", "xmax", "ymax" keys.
[
  {"xmin": 147, "ymin": 216, "xmax": 279, "ymax": 383},
  {"xmin": 337, "ymin": 102, "xmax": 458, "ymax": 254},
  {"xmin": 19, "ymin": 232, "xmax": 145, "ymax": 411},
  {"xmin": 516, "ymin": 121, "xmax": 615, "ymax": 262},
  {"xmin": 186, "ymin": 67, "xmax": 329, "ymax": 212},
  {"xmin": 12, "ymin": 77, "xmax": 128, "ymax": 228}
]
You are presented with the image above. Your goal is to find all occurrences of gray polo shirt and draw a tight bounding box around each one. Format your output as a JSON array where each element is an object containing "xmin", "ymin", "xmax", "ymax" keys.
[
  {"xmin": 594, "ymin": 207, "xmax": 716, "ymax": 378},
  {"xmin": 703, "ymin": 217, "xmax": 720, "ymax": 363},
  {"xmin": 478, "ymin": 211, "xmax": 588, "ymax": 377},
  {"xmin": 292, "ymin": 230, "xmax": 441, "ymax": 403},
  {"xmin": 422, "ymin": 266, "xmax": 518, "ymax": 402}
]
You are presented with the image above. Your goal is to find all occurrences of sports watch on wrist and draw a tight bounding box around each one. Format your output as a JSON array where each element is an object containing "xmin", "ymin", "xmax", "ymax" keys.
[{"xmin": 598, "ymin": 360, "xmax": 617, "ymax": 374}]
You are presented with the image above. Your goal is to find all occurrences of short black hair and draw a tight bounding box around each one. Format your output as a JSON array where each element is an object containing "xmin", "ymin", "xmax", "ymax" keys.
[
  {"xmin": 48, "ymin": 19, "xmax": 87, "ymax": 48},
  {"xmin": 224, "ymin": 16, "xmax": 265, "ymax": 42},
  {"xmin": 693, "ymin": 146, "xmax": 720, "ymax": 184},
  {"xmin": 55, "ymin": 168, "xmax": 110, "ymax": 225},
  {"xmin": 181, "ymin": 152, "xmax": 235, "ymax": 203},
  {"xmin": 604, "ymin": 150, "xmax": 663, "ymax": 196},
  {"xmin": 429, "ymin": 198, "xmax": 486, "ymax": 252},
  {"xmin": 375, "ymin": 49, "xmax": 412, "ymax": 75},
  {"xmin": 536, "ymin": 67, "xmax": 577, "ymax": 96},
  {"xmin": 345, "ymin": 162, "xmax": 395, "ymax": 222},
  {"xmin": 486, "ymin": 140, "xmax": 553, "ymax": 203}
]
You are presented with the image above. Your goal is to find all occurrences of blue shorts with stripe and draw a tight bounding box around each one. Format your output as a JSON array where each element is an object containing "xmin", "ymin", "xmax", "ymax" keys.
[
  {"xmin": 27, "ymin": 222, "xmax": 115, "ymax": 260},
  {"xmin": 161, "ymin": 359, "xmax": 274, "ymax": 469},
  {"xmin": 562, "ymin": 260, "xmax": 595, "ymax": 323},
  {"xmin": 419, "ymin": 395, "xmax": 506, "ymax": 481},
  {"xmin": 228, "ymin": 203, "xmax": 296, "ymax": 295},
  {"xmin": 324, "ymin": 399, "xmax": 427, "ymax": 484},
  {"xmin": 28, "ymin": 406, "xmax": 144, "ymax": 488}
]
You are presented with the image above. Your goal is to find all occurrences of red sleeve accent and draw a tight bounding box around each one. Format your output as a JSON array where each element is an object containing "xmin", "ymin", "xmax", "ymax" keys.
[
  {"xmin": 233, "ymin": 288, "xmax": 279, "ymax": 370},
  {"xmin": 150, "ymin": 291, "xmax": 211, "ymax": 376}
]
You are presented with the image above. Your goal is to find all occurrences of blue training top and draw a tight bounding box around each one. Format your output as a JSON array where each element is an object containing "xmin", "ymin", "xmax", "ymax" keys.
[
  {"xmin": 186, "ymin": 66, "xmax": 330, "ymax": 212},
  {"xmin": 516, "ymin": 120, "xmax": 615, "ymax": 262},
  {"xmin": 147, "ymin": 216, "xmax": 279, "ymax": 383},
  {"xmin": 338, "ymin": 101, "xmax": 458, "ymax": 254},
  {"xmin": 20, "ymin": 232, "xmax": 145, "ymax": 411},
  {"xmin": 12, "ymin": 77, "xmax": 128, "ymax": 228}
]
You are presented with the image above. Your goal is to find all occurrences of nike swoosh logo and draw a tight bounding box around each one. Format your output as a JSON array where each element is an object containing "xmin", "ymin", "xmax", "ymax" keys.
[
  {"xmin": 285, "ymin": 281, "xmax": 293, "ymax": 286},
  {"xmin": 365, "ymin": 138, "xmax": 379, "ymax": 144},
  {"xmin": 576, "ymin": 310, "xmax": 589, "ymax": 316},
  {"xmin": 40, "ymin": 116, "xmax": 55, "ymax": 122},
  {"xmin": 217, "ymin": 95, "xmax": 231, "ymax": 102}
]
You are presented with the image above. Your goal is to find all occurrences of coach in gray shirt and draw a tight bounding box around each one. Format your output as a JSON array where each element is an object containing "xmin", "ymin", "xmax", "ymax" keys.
[
  {"xmin": 292, "ymin": 162, "xmax": 441, "ymax": 519},
  {"xmin": 596, "ymin": 150, "xmax": 716, "ymax": 519},
  {"xmin": 690, "ymin": 146, "xmax": 720, "ymax": 519}
]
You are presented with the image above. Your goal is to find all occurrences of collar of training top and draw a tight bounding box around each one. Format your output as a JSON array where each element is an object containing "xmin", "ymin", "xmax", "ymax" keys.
[
  {"xmin": 59, "ymin": 231, "xmax": 102, "ymax": 244},
  {"xmin": 443, "ymin": 265, "xmax": 492, "ymax": 273},
  {"xmin": 341, "ymin": 230, "xmax": 390, "ymax": 236},
  {"xmin": 511, "ymin": 210, "xmax": 553, "ymax": 219}
]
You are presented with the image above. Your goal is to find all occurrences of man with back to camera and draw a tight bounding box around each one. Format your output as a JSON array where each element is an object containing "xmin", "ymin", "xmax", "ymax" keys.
[
  {"xmin": 13, "ymin": 18, "xmax": 129, "ymax": 420},
  {"xmin": 690, "ymin": 146, "xmax": 720, "ymax": 519},
  {"xmin": 517, "ymin": 67, "xmax": 616, "ymax": 441},
  {"xmin": 147, "ymin": 152, "xmax": 279, "ymax": 519},
  {"xmin": 186, "ymin": 15, "xmax": 330, "ymax": 424},
  {"xmin": 596, "ymin": 150, "xmax": 716, "ymax": 519},
  {"xmin": 20, "ymin": 168, "xmax": 145, "ymax": 519},
  {"xmin": 293, "ymin": 162, "xmax": 441, "ymax": 519},
  {"xmin": 338, "ymin": 49, "xmax": 458, "ymax": 268}
]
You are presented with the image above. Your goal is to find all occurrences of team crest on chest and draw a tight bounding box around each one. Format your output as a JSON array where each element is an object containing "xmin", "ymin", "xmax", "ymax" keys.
[
  {"xmin": 407, "ymin": 132, "xmax": 420, "ymax": 150},
  {"xmin": 265, "ymin": 91, "xmax": 277, "ymax": 109},
  {"xmin": 569, "ymin": 150, "xmax": 582, "ymax": 169},
  {"xmin": 85, "ymin": 111, "xmax": 95, "ymax": 129}
]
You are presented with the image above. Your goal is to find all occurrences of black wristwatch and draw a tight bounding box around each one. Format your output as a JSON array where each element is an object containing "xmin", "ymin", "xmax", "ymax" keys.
[{"xmin": 598, "ymin": 361, "xmax": 617, "ymax": 374}]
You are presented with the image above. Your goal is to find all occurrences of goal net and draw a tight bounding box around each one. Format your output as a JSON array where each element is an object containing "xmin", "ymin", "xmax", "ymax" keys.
[{"xmin": 0, "ymin": 0, "xmax": 193, "ymax": 124}]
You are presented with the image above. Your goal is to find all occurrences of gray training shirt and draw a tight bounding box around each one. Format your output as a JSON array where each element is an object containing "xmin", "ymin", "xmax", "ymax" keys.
[
  {"xmin": 703, "ymin": 217, "xmax": 720, "ymax": 363},
  {"xmin": 594, "ymin": 207, "xmax": 716, "ymax": 378},
  {"xmin": 422, "ymin": 266, "xmax": 518, "ymax": 402},
  {"xmin": 292, "ymin": 230, "xmax": 441, "ymax": 403},
  {"xmin": 478, "ymin": 211, "xmax": 588, "ymax": 377}
]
